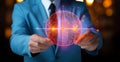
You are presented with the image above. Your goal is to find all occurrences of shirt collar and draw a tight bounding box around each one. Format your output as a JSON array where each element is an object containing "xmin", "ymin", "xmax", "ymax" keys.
[
  {"xmin": 42, "ymin": 0, "xmax": 55, "ymax": 16},
  {"xmin": 42, "ymin": 0, "xmax": 55, "ymax": 11}
]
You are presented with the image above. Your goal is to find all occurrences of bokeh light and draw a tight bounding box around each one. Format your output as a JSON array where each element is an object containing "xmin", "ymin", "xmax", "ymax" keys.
[
  {"xmin": 16, "ymin": 0, "xmax": 23, "ymax": 3},
  {"xmin": 86, "ymin": 0, "xmax": 94, "ymax": 6},
  {"xmin": 106, "ymin": 8, "xmax": 113, "ymax": 16},
  {"xmin": 5, "ymin": 27, "xmax": 11, "ymax": 39},
  {"xmin": 103, "ymin": 0, "xmax": 112, "ymax": 8},
  {"xmin": 75, "ymin": 0, "xmax": 84, "ymax": 2}
]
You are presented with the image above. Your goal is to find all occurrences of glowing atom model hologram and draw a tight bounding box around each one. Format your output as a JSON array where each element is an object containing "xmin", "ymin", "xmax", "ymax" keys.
[{"xmin": 45, "ymin": 11, "xmax": 82, "ymax": 46}]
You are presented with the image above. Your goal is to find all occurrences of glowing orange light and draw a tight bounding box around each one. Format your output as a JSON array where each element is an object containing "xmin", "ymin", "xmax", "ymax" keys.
[
  {"xmin": 86, "ymin": 0, "xmax": 94, "ymax": 6},
  {"xmin": 5, "ymin": 27, "xmax": 11, "ymax": 39},
  {"xmin": 51, "ymin": 26, "xmax": 56, "ymax": 31},
  {"xmin": 61, "ymin": 27, "xmax": 65, "ymax": 31},
  {"xmin": 72, "ymin": 26, "xmax": 78, "ymax": 31},
  {"xmin": 103, "ymin": 0, "xmax": 112, "ymax": 8},
  {"xmin": 16, "ymin": 0, "xmax": 23, "ymax": 3}
]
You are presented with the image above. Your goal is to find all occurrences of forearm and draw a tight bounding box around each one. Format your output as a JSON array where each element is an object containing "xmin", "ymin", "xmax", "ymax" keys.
[{"xmin": 10, "ymin": 34, "xmax": 32, "ymax": 57}]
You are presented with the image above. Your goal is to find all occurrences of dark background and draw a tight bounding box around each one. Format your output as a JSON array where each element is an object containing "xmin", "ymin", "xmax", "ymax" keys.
[{"xmin": 0, "ymin": 0, "xmax": 120, "ymax": 62}]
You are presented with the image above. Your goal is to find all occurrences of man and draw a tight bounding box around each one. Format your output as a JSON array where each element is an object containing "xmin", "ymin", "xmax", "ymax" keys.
[{"xmin": 10, "ymin": 0, "xmax": 103, "ymax": 62}]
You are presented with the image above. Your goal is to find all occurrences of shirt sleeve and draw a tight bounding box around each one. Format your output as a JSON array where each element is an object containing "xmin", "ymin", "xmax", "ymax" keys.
[{"xmin": 10, "ymin": 3, "xmax": 32, "ymax": 57}]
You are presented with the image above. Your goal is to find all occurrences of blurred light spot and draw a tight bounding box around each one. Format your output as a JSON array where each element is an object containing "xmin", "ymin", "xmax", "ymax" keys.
[
  {"xmin": 96, "ymin": 29, "xmax": 99, "ymax": 32},
  {"xmin": 61, "ymin": 27, "xmax": 65, "ymax": 31},
  {"xmin": 51, "ymin": 26, "xmax": 56, "ymax": 31},
  {"xmin": 72, "ymin": 26, "xmax": 78, "ymax": 31},
  {"xmin": 86, "ymin": 0, "xmax": 94, "ymax": 6},
  {"xmin": 76, "ymin": 0, "xmax": 84, "ymax": 2},
  {"xmin": 5, "ymin": 27, "xmax": 11, "ymax": 39},
  {"xmin": 103, "ymin": 0, "xmax": 112, "ymax": 8},
  {"xmin": 106, "ymin": 8, "xmax": 113, "ymax": 16},
  {"xmin": 16, "ymin": 0, "xmax": 24, "ymax": 3}
]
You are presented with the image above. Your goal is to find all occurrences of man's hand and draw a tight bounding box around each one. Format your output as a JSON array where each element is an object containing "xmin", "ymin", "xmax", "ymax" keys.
[
  {"xmin": 74, "ymin": 30, "xmax": 99, "ymax": 51},
  {"xmin": 29, "ymin": 34, "xmax": 53, "ymax": 54}
]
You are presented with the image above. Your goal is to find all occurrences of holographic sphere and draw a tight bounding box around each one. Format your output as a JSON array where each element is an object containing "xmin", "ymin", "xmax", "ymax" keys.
[{"xmin": 45, "ymin": 11, "xmax": 82, "ymax": 46}]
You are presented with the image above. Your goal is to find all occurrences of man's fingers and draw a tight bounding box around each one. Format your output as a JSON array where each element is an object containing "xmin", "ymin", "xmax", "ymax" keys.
[
  {"xmin": 31, "ymin": 34, "xmax": 52, "ymax": 46},
  {"xmin": 29, "ymin": 40, "xmax": 39, "ymax": 48},
  {"xmin": 75, "ymin": 30, "xmax": 90, "ymax": 44},
  {"xmin": 75, "ymin": 30, "xmax": 96, "ymax": 45},
  {"xmin": 29, "ymin": 47, "xmax": 46, "ymax": 53},
  {"xmin": 38, "ymin": 38, "xmax": 52, "ymax": 47},
  {"xmin": 30, "ymin": 34, "xmax": 41, "ymax": 42},
  {"xmin": 81, "ymin": 31, "xmax": 96, "ymax": 43},
  {"xmin": 29, "ymin": 34, "xmax": 53, "ymax": 53}
]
